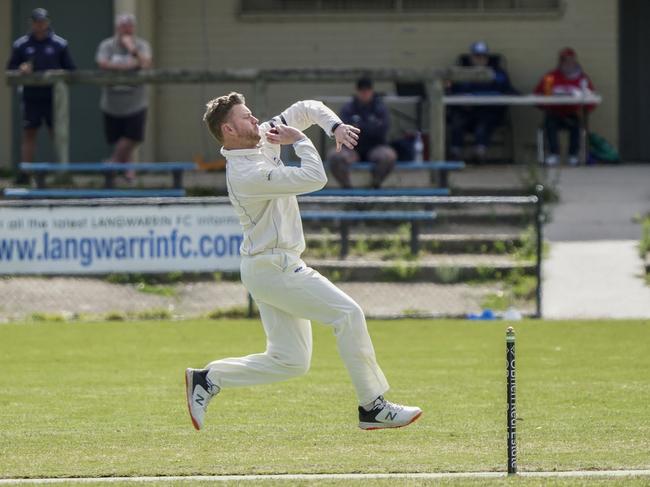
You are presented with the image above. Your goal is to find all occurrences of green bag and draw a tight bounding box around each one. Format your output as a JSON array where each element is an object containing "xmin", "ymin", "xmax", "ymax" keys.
[{"xmin": 589, "ymin": 132, "xmax": 620, "ymax": 163}]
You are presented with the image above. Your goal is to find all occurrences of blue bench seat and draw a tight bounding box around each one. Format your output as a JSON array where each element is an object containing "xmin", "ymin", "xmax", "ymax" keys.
[
  {"xmin": 301, "ymin": 210, "xmax": 436, "ymax": 221},
  {"xmin": 3, "ymin": 188, "xmax": 186, "ymax": 199},
  {"xmin": 285, "ymin": 159, "xmax": 464, "ymax": 188},
  {"xmin": 311, "ymin": 187, "xmax": 449, "ymax": 197},
  {"xmin": 19, "ymin": 162, "xmax": 196, "ymax": 189},
  {"xmin": 350, "ymin": 161, "xmax": 464, "ymax": 171}
]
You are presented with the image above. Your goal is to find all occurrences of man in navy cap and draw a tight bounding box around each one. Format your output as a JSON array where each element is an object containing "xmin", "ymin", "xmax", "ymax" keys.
[{"xmin": 6, "ymin": 8, "xmax": 76, "ymax": 168}]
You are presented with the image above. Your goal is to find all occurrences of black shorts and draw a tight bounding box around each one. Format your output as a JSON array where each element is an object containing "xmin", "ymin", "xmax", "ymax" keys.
[
  {"xmin": 103, "ymin": 109, "xmax": 147, "ymax": 144},
  {"xmin": 23, "ymin": 100, "xmax": 53, "ymax": 129}
]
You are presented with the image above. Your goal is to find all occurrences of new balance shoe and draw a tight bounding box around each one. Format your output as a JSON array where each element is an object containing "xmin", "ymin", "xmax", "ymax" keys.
[
  {"xmin": 185, "ymin": 368, "xmax": 220, "ymax": 431},
  {"xmin": 358, "ymin": 396, "xmax": 422, "ymax": 430}
]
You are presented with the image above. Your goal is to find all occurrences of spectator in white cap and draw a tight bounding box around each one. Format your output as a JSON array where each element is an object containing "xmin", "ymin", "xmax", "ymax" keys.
[
  {"xmin": 447, "ymin": 41, "xmax": 517, "ymax": 163},
  {"xmin": 96, "ymin": 13, "xmax": 152, "ymax": 180}
]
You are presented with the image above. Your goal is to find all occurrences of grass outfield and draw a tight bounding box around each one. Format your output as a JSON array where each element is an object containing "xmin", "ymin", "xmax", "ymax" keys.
[
  {"xmin": 4, "ymin": 479, "xmax": 650, "ymax": 487},
  {"xmin": 0, "ymin": 319, "xmax": 649, "ymax": 484}
]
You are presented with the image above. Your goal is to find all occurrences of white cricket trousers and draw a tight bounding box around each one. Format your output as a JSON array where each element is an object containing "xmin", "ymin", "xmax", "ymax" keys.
[{"xmin": 205, "ymin": 251, "xmax": 389, "ymax": 405}]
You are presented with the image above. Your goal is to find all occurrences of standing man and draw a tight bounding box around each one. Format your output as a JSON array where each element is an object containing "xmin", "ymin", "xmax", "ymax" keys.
[
  {"xmin": 328, "ymin": 77, "xmax": 397, "ymax": 189},
  {"xmin": 186, "ymin": 93, "xmax": 422, "ymax": 431},
  {"xmin": 6, "ymin": 8, "xmax": 76, "ymax": 175},
  {"xmin": 96, "ymin": 14, "xmax": 152, "ymax": 180}
]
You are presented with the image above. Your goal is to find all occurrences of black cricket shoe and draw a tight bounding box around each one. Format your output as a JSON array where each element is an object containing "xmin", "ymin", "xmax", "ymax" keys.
[
  {"xmin": 358, "ymin": 396, "xmax": 422, "ymax": 430},
  {"xmin": 185, "ymin": 368, "xmax": 220, "ymax": 431}
]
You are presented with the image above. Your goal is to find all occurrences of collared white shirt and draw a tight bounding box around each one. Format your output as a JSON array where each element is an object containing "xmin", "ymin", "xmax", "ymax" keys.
[{"xmin": 222, "ymin": 100, "xmax": 341, "ymax": 257}]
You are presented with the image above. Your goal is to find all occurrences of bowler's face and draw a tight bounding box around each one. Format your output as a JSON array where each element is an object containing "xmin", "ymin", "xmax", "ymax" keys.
[{"xmin": 228, "ymin": 104, "xmax": 261, "ymax": 146}]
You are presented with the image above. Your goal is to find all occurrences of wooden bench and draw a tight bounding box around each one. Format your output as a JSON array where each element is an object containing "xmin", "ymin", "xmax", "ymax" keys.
[
  {"xmin": 311, "ymin": 187, "xmax": 450, "ymax": 197},
  {"xmin": 3, "ymin": 188, "xmax": 186, "ymax": 199},
  {"xmin": 301, "ymin": 209, "xmax": 437, "ymax": 257},
  {"xmin": 19, "ymin": 162, "xmax": 196, "ymax": 189}
]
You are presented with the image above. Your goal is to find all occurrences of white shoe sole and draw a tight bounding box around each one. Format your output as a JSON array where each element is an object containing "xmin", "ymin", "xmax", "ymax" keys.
[
  {"xmin": 185, "ymin": 368, "xmax": 202, "ymax": 431},
  {"xmin": 359, "ymin": 410, "xmax": 423, "ymax": 430}
]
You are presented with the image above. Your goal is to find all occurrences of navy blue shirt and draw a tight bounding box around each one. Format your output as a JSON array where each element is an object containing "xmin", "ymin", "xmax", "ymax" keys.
[
  {"xmin": 340, "ymin": 95, "xmax": 390, "ymax": 160},
  {"xmin": 6, "ymin": 30, "xmax": 76, "ymax": 101}
]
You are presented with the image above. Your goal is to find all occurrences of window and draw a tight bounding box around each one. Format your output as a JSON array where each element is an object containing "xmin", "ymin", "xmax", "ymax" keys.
[
  {"xmin": 240, "ymin": 0, "xmax": 563, "ymax": 16},
  {"xmin": 402, "ymin": 0, "xmax": 561, "ymax": 11}
]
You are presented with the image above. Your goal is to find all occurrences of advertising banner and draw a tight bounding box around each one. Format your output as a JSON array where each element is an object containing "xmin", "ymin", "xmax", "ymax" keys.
[{"xmin": 0, "ymin": 203, "xmax": 243, "ymax": 274}]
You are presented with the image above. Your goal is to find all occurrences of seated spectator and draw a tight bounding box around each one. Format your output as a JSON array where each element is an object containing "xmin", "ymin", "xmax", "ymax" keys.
[
  {"xmin": 534, "ymin": 47, "xmax": 595, "ymax": 166},
  {"xmin": 328, "ymin": 77, "xmax": 397, "ymax": 188},
  {"xmin": 96, "ymin": 14, "xmax": 152, "ymax": 180},
  {"xmin": 447, "ymin": 41, "xmax": 516, "ymax": 163}
]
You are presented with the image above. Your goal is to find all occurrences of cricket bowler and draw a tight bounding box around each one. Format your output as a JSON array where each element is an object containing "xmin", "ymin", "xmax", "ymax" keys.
[{"xmin": 185, "ymin": 92, "xmax": 422, "ymax": 431}]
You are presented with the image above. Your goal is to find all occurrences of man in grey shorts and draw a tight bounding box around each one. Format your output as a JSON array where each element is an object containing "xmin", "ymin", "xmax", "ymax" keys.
[{"xmin": 96, "ymin": 14, "xmax": 152, "ymax": 179}]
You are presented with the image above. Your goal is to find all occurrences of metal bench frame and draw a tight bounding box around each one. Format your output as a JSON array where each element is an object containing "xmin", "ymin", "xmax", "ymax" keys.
[{"xmin": 301, "ymin": 209, "xmax": 437, "ymax": 258}]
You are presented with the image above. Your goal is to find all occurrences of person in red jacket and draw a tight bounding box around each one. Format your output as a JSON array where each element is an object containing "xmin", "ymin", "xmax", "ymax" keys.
[{"xmin": 534, "ymin": 47, "xmax": 595, "ymax": 166}]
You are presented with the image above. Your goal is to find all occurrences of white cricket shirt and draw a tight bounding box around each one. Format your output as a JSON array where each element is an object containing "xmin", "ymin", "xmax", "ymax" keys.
[{"xmin": 222, "ymin": 100, "xmax": 341, "ymax": 257}]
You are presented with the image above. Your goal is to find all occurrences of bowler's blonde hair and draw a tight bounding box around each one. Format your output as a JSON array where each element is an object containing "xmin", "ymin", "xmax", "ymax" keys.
[{"xmin": 203, "ymin": 92, "xmax": 246, "ymax": 144}]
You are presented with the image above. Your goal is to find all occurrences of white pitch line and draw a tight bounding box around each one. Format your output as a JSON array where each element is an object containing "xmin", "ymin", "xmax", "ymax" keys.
[{"xmin": 1, "ymin": 470, "xmax": 650, "ymax": 484}]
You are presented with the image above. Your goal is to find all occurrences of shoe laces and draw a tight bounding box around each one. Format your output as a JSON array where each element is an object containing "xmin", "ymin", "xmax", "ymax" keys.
[
  {"xmin": 205, "ymin": 376, "xmax": 220, "ymax": 396},
  {"xmin": 372, "ymin": 396, "xmax": 404, "ymax": 412}
]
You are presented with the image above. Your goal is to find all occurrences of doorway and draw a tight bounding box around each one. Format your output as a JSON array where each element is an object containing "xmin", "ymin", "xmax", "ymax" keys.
[{"xmin": 619, "ymin": 0, "xmax": 650, "ymax": 162}]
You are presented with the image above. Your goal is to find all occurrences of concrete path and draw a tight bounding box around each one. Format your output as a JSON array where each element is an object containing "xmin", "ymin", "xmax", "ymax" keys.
[
  {"xmin": 542, "ymin": 165, "xmax": 650, "ymax": 319},
  {"xmin": 545, "ymin": 165, "xmax": 650, "ymax": 241},
  {"xmin": 543, "ymin": 240, "xmax": 650, "ymax": 319}
]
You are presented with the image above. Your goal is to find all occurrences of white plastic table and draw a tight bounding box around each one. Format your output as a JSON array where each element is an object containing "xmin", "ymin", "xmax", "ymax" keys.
[{"xmin": 444, "ymin": 93, "xmax": 603, "ymax": 163}]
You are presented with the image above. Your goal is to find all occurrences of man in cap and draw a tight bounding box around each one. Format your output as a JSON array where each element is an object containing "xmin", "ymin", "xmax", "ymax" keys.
[
  {"xmin": 328, "ymin": 77, "xmax": 397, "ymax": 188},
  {"xmin": 96, "ymin": 14, "xmax": 152, "ymax": 179},
  {"xmin": 534, "ymin": 47, "xmax": 596, "ymax": 166},
  {"xmin": 448, "ymin": 41, "xmax": 516, "ymax": 163},
  {"xmin": 6, "ymin": 8, "xmax": 76, "ymax": 172}
]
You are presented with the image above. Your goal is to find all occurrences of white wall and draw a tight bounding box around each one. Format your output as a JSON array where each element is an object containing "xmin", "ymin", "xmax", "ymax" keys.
[{"xmin": 150, "ymin": 0, "xmax": 618, "ymax": 163}]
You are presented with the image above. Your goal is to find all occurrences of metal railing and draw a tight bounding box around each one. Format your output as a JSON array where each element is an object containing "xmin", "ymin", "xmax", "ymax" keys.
[{"xmin": 5, "ymin": 67, "xmax": 491, "ymax": 165}]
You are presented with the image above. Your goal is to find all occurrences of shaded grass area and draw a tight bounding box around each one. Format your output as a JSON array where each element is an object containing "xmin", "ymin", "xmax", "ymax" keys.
[{"xmin": 0, "ymin": 319, "xmax": 649, "ymax": 480}]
